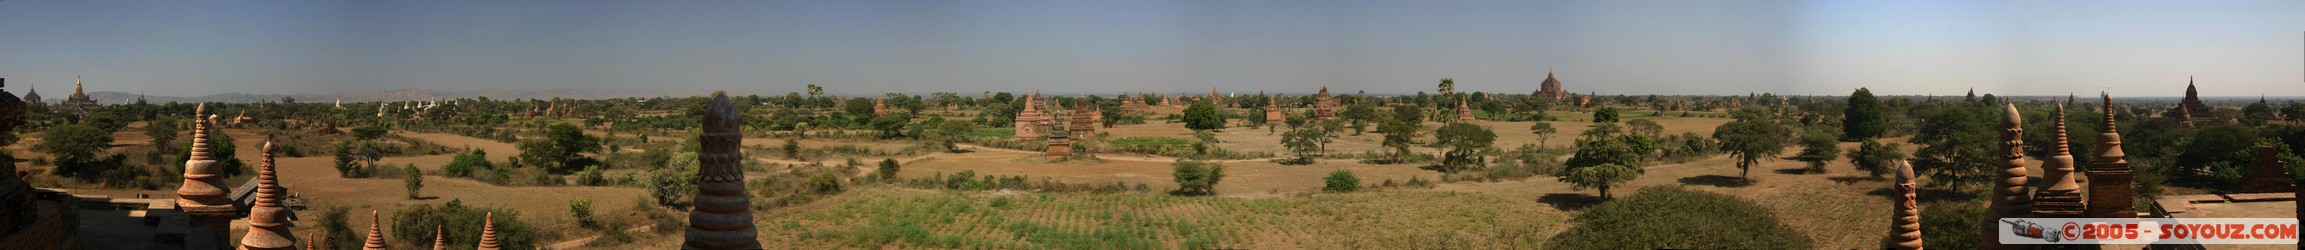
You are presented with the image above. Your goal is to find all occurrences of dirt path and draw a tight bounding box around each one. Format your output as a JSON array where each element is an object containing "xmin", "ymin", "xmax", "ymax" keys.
[{"xmin": 545, "ymin": 224, "xmax": 655, "ymax": 249}]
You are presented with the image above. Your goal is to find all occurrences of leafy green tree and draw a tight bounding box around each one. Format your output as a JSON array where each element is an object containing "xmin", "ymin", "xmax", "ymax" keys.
[
  {"xmin": 1566, "ymin": 135, "xmax": 1648, "ymax": 170},
  {"xmin": 333, "ymin": 142, "xmax": 365, "ymax": 178},
  {"xmin": 2179, "ymin": 125, "xmax": 2258, "ymax": 177},
  {"xmin": 1339, "ymin": 103, "xmax": 1377, "ymax": 135},
  {"xmin": 1792, "ymin": 132, "xmax": 1841, "ymax": 173},
  {"xmin": 442, "ymin": 149, "xmax": 491, "ymax": 178},
  {"xmin": 1847, "ymin": 139, "xmax": 1905, "ymax": 178},
  {"xmin": 1713, "ymin": 119, "xmax": 1789, "ymax": 182},
  {"xmin": 516, "ymin": 123, "xmax": 602, "ymax": 170},
  {"xmin": 1909, "ymin": 104, "xmax": 1996, "ymax": 190},
  {"xmin": 1581, "ymin": 122, "xmax": 1625, "ymax": 140},
  {"xmin": 1843, "ymin": 88, "xmax": 1887, "ymax": 140},
  {"xmin": 1560, "ymin": 163, "xmax": 1639, "ymax": 199},
  {"xmin": 1592, "ymin": 108, "xmax": 1620, "ymax": 123},
  {"xmin": 1380, "ymin": 106, "xmax": 1426, "ymax": 162},
  {"xmin": 1322, "ymin": 169, "xmax": 1360, "ymax": 192},
  {"xmin": 840, "ymin": 98, "xmax": 874, "ymax": 118},
  {"xmin": 646, "ymin": 152, "xmax": 699, "ymax": 206},
  {"xmin": 869, "ymin": 114, "xmax": 911, "ymax": 139},
  {"xmin": 1169, "ymin": 160, "xmax": 1225, "ymax": 196},
  {"xmin": 1529, "ymin": 122, "xmax": 1559, "ymax": 147},
  {"xmin": 1181, "ymin": 101, "xmax": 1226, "ymax": 131},
  {"xmin": 352, "ymin": 126, "xmax": 390, "ymax": 141},
  {"xmin": 1433, "ymin": 123, "xmax": 1497, "ymax": 172},
  {"xmin": 1281, "ymin": 126, "xmax": 1323, "ymax": 164},
  {"xmin": 36, "ymin": 124, "xmax": 113, "ymax": 166},
  {"xmin": 403, "ymin": 164, "xmax": 424, "ymax": 199},
  {"xmin": 1624, "ymin": 119, "xmax": 1663, "ymax": 138},
  {"xmin": 144, "ymin": 119, "xmax": 179, "ymax": 152},
  {"xmin": 1437, "ymin": 78, "xmax": 1456, "ymax": 97}
]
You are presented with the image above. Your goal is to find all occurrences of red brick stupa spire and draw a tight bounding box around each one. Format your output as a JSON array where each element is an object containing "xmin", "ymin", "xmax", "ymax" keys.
[
  {"xmin": 477, "ymin": 213, "xmax": 500, "ymax": 250},
  {"xmin": 1980, "ymin": 103, "xmax": 2031, "ymax": 249},
  {"xmin": 241, "ymin": 141, "xmax": 299, "ymax": 250},
  {"xmin": 178, "ymin": 103, "xmax": 239, "ymax": 245},
  {"xmin": 431, "ymin": 224, "xmax": 446, "ymax": 250},
  {"xmin": 1889, "ymin": 161, "xmax": 1923, "ymax": 250},
  {"xmin": 2033, "ymin": 104, "xmax": 2086, "ymax": 218},
  {"xmin": 684, "ymin": 92, "xmax": 763, "ymax": 250},
  {"xmin": 363, "ymin": 211, "xmax": 388, "ymax": 250},
  {"xmin": 2087, "ymin": 92, "xmax": 2136, "ymax": 218}
]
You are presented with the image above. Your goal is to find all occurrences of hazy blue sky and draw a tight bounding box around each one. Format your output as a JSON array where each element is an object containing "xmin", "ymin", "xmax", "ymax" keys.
[{"xmin": 1, "ymin": 0, "xmax": 2300, "ymax": 97}]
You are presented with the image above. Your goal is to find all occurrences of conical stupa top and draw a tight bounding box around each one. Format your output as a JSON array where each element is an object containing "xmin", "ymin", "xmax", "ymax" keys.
[
  {"xmin": 432, "ymin": 225, "xmax": 446, "ymax": 250},
  {"xmin": 685, "ymin": 92, "xmax": 762, "ymax": 250},
  {"xmin": 1889, "ymin": 160, "xmax": 1923, "ymax": 250},
  {"xmin": 2187, "ymin": 76, "xmax": 2198, "ymax": 96},
  {"xmin": 240, "ymin": 141, "xmax": 298, "ymax": 250},
  {"xmin": 363, "ymin": 211, "xmax": 389, "ymax": 250},
  {"xmin": 1982, "ymin": 102, "xmax": 2032, "ymax": 249},
  {"xmin": 177, "ymin": 103, "xmax": 232, "ymax": 210},
  {"xmin": 2098, "ymin": 92, "xmax": 2127, "ymax": 162},
  {"xmin": 73, "ymin": 75, "xmax": 82, "ymax": 94},
  {"xmin": 477, "ymin": 213, "xmax": 500, "ymax": 250},
  {"xmin": 2044, "ymin": 104, "xmax": 2081, "ymax": 191},
  {"xmin": 2052, "ymin": 104, "xmax": 2071, "ymax": 155}
]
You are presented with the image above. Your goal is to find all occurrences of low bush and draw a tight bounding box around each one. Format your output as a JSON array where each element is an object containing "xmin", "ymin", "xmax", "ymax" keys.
[
  {"xmin": 1546, "ymin": 186, "xmax": 1811, "ymax": 249},
  {"xmin": 1322, "ymin": 170, "xmax": 1360, "ymax": 192}
]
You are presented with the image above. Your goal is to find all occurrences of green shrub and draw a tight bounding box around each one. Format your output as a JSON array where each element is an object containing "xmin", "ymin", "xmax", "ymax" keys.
[
  {"xmin": 877, "ymin": 158, "xmax": 901, "ymax": 180},
  {"xmin": 809, "ymin": 171, "xmax": 845, "ymax": 194},
  {"xmin": 1546, "ymin": 186, "xmax": 1811, "ymax": 249},
  {"xmin": 1322, "ymin": 170, "xmax": 1360, "ymax": 192},
  {"xmin": 569, "ymin": 198, "xmax": 595, "ymax": 228},
  {"xmin": 1917, "ymin": 200, "xmax": 1986, "ymax": 250},
  {"xmin": 390, "ymin": 200, "xmax": 540, "ymax": 250},
  {"xmin": 1170, "ymin": 160, "xmax": 1225, "ymax": 196}
]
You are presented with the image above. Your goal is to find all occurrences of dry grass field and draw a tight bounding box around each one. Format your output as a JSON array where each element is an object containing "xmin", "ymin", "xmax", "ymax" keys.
[{"xmin": 31, "ymin": 108, "xmax": 1916, "ymax": 249}]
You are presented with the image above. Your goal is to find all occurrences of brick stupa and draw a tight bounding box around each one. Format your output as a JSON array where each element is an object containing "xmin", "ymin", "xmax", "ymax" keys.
[
  {"xmin": 1888, "ymin": 161, "xmax": 1923, "ymax": 250},
  {"xmin": 1069, "ymin": 94, "xmax": 1097, "ymax": 137},
  {"xmin": 1455, "ymin": 98, "xmax": 1473, "ymax": 122},
  {"xmin": 240, "ymin": 142, "xmax": 299, "ymax": 250},
  {"xmin": 1314, "ymin": 84, "xmax": 1335, "ymax": 120},
  {"xmin": 1263, "ymin": 92, "xmax": 1283, "ymax": 124},
  {"xmin": 178, "ymin": 104, "xmax": 239, "ymax": 247},
  {"xmin": 2238, "ymin": 146, "xmax": 2297, "ymax": 193},
  {"xmin": 1979, "ymin": 103, "xmax": 2031, "ymax": 250},
  {"xmin": 477, "ymin": 213, "xmax": 500, "ymax": 250},
  {"xmin": 684, "ymin": 93, "xmax": 764, "ymax": 250},
  {"xmin": 1045, "ymin": 117, "xmax": 1072, "ymax": 161},
  {"xmin": 1013, "ymin": 93, "xmax": 1046, "ymax": 140},
  {"xmin": 362, "ymin": 211, "xmax": 388, "ymax": 250},
  {"xmin": 2032, "ymin": 104, "xmax": 2086, "ymax": 218},
  {"xmin": 2086, "ymin": 92, "xmax": 2136, "ymax": 218}
]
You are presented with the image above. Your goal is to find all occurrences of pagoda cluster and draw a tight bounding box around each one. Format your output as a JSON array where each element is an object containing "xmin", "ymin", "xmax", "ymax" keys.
[{"xmin": 1884, "ymin": 93, "xmax": 2299, "ymax": 249}]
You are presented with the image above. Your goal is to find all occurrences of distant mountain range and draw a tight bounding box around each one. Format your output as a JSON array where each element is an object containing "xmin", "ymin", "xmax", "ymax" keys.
[{"xmin": 36, "ymin": 88, "xmax": 715, "ymax": 104}]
